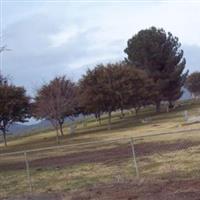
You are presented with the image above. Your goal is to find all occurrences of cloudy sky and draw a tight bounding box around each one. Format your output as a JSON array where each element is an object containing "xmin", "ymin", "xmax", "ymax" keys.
[{"xmin": 1, "ymin": 0, "xmax": 200, "ymax": 95}]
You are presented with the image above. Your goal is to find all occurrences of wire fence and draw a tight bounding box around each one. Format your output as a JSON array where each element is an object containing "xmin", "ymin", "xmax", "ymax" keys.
[{"xmin": 1, "ymin": 130, "xmax": 200, "ymax": 198}]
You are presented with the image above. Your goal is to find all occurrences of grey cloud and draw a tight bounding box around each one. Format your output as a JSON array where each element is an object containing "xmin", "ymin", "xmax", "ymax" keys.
[
  {"xmin": 3, "ymin": 13, "xmax": 124, "ymax": 95},
  {"xmin": 4, "ymin": 3, "xmax": 200, "ymax": 97}
]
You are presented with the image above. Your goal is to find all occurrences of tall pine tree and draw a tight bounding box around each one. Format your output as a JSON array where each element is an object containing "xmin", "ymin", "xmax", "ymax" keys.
[{"xmin": 124, "ymin": 27, "xmax": 188, "ymax": 111}]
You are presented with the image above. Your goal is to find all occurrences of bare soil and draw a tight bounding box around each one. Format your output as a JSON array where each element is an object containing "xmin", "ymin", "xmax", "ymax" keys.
[
  {"xmin": 1, "ymin": 139, "xmax": 200, "ymax": 171},
  {"xmin": 3, "ymin": 179, "xmax": 200, "ymax": 200},
  {"xmin": 2, "ymin": 139, "xmax": 200, "ymax": 200},
  {"xmin": 67, "ymin": 179, "xmax": 200, "ymax": 200}
]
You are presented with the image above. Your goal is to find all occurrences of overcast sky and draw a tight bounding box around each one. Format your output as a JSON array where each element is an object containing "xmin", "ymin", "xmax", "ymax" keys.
[{"xmin": 1, "ymin": 0, "xmax": 200, "ymax": 95}]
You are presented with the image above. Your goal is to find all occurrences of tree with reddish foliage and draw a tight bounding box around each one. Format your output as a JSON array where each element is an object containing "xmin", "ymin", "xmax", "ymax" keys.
[
  {"xmin": 185, "ymin": 72, "xmax": 200, "ymax": 98},
  {"xmin": 0, "ymin": 76, "xmax": 30, "ymax": 146},
  {"xmin": 111, "ymin": 62, "xmax": 156, "ymax": 116},
  {"xmin": 79, "ymin": 64, "xmax": 118, "ymax": 129},
  {"xmin": 79, "ymin": 62, "xmax": 155, "ymax": 129},
  {"xmin": 34, "ymin": 76, "xmax": 77, "ymax": 143}
]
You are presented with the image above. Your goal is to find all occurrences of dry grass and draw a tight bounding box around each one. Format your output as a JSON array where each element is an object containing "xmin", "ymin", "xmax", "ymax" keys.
[
  {"xmin": 138, "ymin": 144, "xmax": 200, "ymax": 179},
  {"xmin": 2, "ymin": 104, "xmax": 200, "ymax": 153},
  {"xmin": 1, "ymin": 100, "xmax": 200, "ymax": 198},
  {"xmin": 0, "ymin": 160, "xmax": 134, "ymax": 198}
]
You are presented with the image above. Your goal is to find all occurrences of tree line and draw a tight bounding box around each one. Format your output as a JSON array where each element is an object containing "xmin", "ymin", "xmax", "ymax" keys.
[
  {"xmin": 0, "ymin": 26, "xmax": 195, "ymax": 147},
  {"xmin": 186, "ymin": 72, "xmax": 200, "ymax": 98}
]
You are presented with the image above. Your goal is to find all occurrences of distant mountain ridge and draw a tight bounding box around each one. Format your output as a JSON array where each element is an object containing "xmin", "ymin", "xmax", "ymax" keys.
[
  {"xmin": 8, "ymin": 120, "xmax": 53, "ymax": 135},
  {"xmin": 7, "ymin": 115, "xmax": 85, "ymax": 136}
]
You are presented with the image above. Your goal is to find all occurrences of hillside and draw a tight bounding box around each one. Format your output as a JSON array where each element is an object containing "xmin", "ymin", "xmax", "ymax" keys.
[
  {"xmin": 1, "ymin": 100, "xmax": 200, "ymax": 199},
  {"xmin": 3, "ymin": 88, "xmax": 192, "ymax": 138},
  {"xmin": 1, "ymin": 99, "xmax": 200, "ymax": 153}
]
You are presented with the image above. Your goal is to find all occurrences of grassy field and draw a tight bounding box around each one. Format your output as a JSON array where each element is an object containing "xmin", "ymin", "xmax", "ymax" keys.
[
  {"xmin": 1, "ymin": 99, "xmax": 200, "ymax": 153},
  {"xmin": 1, "ymin": 100, "xmax": 200, "ymax": 199}
]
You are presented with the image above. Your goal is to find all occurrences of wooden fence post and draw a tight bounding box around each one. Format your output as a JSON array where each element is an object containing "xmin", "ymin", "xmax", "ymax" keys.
[
  {"xmin": 130, "ymin": 138, "xmax": 139, "ymax": 178},
  {"xmin": 24, "ymin": 152, "xmax": 33, "ymax": 193}
]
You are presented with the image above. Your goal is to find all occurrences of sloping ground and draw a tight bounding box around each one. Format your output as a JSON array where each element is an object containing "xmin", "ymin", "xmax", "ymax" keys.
[
  {"xmin": 2, "ymin": 99, "xmax": 200, "ymax": 154},
  {"xmin": 4, "ymin": 179, "xmax": 200, "ymax": 200},
  {"xmin": 1, "ymin": 139, "xmax": 200, "ymax": 171},
  {"xmin": 68, "ymin": 179, "xmax": 200, "ymax": 200}
]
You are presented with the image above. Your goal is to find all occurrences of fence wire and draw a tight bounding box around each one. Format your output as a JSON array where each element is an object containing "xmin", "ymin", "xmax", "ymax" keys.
[{"xmin": 1, "ymin": 130, "xmax": 200, "ymax": 199}]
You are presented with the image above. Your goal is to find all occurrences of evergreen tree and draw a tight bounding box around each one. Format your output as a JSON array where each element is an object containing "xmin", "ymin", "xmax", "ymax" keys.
[{"xmin": 124, "ymin": 27, "xmax": 188, "ymax": 111}]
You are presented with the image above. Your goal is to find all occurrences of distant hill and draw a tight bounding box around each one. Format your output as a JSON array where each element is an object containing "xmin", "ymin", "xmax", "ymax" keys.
[
  {"xmin": 8, "ymin": 115, "xmax": 85, "ymax": 136},
  {"xmin": 8, "ymin": 120, "xmax": 53, "ymax": 136}
]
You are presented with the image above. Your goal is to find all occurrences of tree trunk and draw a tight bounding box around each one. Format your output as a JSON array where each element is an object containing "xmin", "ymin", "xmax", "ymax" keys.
[
  {"xmin": 3, "ymin": 130, "xmax": 7, "ymax": 147},
  {"xmin": 120, "ymin": 108, "xmax": 125, "ymax": 118},
  {"xmin": 135, "ymin": 107, "xmax": 140, "ymax": 116},
  {"xmin": 95, "ymin": 113, "xmax": 101, "ymax": 125},
  {"xmin": 168, "ymin": 101, "xmax": 174, "ymax": 110},
  {"xmin": 59, "ymin": 122, "xmax": 64, "ymax": 137},
  {"xmin": 156, "ymin": 101, "xmax": 161, "ymax": 113},
  {"xmin": 108, "ymin": 111, "xmax": 112, "ymax": 130},
  {"xmin": 98, "ymin": 115, "xmax": 102, "ymax": 126}
]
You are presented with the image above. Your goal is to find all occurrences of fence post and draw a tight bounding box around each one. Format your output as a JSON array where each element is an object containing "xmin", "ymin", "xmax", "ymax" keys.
[
  {"xmin": 130, "ymin": 138, "xmax": 139, "ymax": 178},
  {"xmin": 24, "ymin": 152, "xmax": 33, "ymax": 193}
]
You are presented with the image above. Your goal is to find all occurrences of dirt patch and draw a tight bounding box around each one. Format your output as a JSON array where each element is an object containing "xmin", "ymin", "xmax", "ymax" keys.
[
  {"xmin": 2, "ymin": 193, "xmax": 63, "ymax": 200},
  {"xmin": 1, "ymin": 139, "xmax": 200, "ymax": 171},
  {"xmin": 135, "ymin": 139, "xmax": 200, "ymax": 156},
  {"xmin": 67, "ymin": 179, "xmax": 200, "ymax": 200},
  {"xmin": 4, "ymin": 179, "xmax": 200, "ymax": 200}
]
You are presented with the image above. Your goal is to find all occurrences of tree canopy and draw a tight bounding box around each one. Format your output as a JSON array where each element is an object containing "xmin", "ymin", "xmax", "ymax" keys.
[
  {"xmin": 34, "ymin": 76, "xmax": 78, "ymax": 143},
  {"xmin": 124, "ymin": 26, "xmax": 188, "ymax": 111},
  {"xmin": 0, "ymin": 26, "xmax": 191, "ymax": 146},
  {"xmin": 79, "ymin": 62, "xmax": 154, "ymax": 128},
  {"xmin": 0, "ymin": 76, "xmax": 30, "ymax": 146},
  {"xmin": 185, "ymin": 72, "xmax": 200, "ymax": 98}
]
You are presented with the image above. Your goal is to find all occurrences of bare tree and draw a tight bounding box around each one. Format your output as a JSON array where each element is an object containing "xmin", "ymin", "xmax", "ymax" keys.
[{"xmin": 34, "ymin": 76, "xmax": 77, "ymax": 143}]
